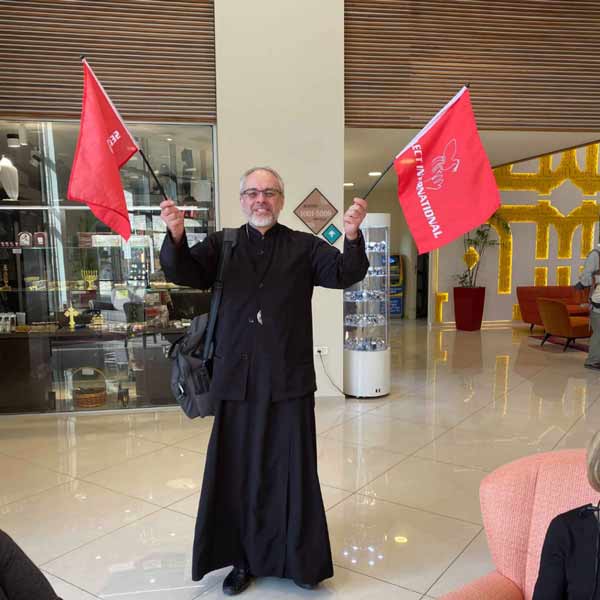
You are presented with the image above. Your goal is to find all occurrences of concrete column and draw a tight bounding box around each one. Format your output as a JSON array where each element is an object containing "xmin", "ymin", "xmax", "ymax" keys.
[{"xmin": 214, "ymin": 0, "xmax": 345, "ymax": 395}]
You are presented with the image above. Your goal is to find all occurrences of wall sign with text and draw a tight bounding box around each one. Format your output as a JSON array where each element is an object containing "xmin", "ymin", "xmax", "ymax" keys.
[{"xmin": 293, "ymin": 188, "xmax": 338, "ymax": 234}]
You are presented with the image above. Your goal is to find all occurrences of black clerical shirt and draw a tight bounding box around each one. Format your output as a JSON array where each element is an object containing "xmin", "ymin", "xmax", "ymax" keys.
[{"xmin": 160, "ymin": 222, "xmax": 369, "ymax": 403}]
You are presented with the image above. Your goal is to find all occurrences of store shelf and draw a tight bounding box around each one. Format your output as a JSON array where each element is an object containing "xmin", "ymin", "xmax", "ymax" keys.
[{"xmin": 344, "ymin": 337, "xmax": 387, "ymax": 351}]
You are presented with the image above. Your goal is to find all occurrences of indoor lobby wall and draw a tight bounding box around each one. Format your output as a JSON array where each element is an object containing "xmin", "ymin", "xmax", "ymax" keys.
[
  {"xmin": 433, "ymin": 142, "xmax": 600, "ymax": 325},
  {"xmin": 214, "ymin": 0, "xmax": 345, "ymax": 395}
]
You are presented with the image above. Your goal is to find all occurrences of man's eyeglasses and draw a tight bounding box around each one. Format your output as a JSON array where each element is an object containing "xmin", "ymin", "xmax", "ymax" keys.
[{"xmin": 241, "ymin": 188, "xmax": 282, "ymax": 200}]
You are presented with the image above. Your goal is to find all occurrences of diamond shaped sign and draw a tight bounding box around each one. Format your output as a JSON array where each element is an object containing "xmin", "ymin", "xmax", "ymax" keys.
[
  {"xmin": 322, "ymin": 223, "xmax": 342, "ymax": 245},
  {"xmin": 293, "ymin": 188, "xmax": 338, "ymax": 234}
]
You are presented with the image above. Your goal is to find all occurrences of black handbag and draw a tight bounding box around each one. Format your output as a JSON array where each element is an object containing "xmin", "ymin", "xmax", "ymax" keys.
[{"xmin": 167, "ymin": 228, "xmax": 238, "ymax": 418}]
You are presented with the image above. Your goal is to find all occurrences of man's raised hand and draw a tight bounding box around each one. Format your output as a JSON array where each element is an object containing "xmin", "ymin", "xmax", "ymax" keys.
[{"xmin": 160, "ymin": 199, "xmax": 185, "ymax": 245}]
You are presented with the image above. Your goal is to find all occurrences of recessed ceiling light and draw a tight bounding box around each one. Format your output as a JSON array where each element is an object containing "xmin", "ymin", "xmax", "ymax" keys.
[
  {"xmin": 344, "ymin": 182, "xmax": 354, "ymax": 187},
  {"xmin": 166, "ymin": 137, "xmax": 173, "ymax": 142},
  {"xmin": 368, "ymin": 171, "xmax": 382, "ymax": 177}
]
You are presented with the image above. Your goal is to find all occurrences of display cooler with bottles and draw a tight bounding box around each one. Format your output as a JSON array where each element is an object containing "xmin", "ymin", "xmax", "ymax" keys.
[{"xmin": 343, "ymin": 213, "xmax": 391, "ymax": 397}]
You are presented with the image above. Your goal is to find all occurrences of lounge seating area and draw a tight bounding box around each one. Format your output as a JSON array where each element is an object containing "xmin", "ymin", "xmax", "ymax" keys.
[
  {"xmin": 516, "ymin": 286, "xmax": 589, "ymax": 331},
  {"xmin": 516, "ymin": 286, "xmax": 591, "ymax": 350}
]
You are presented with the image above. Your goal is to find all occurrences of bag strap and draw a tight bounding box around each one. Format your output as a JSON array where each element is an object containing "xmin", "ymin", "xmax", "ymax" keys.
[{"xmin": 202, "ymin": 228, "xmax": 238, "ymax": 360}]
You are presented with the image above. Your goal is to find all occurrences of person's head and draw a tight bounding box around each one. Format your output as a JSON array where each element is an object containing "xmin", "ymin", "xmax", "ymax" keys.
[
  {"xmin": 587, "ymin": 431, "xmax": 600, "ymax": 492},
  {"xmin": 239, "ymin": 167, "xmax": 285, "ymax": 229}
]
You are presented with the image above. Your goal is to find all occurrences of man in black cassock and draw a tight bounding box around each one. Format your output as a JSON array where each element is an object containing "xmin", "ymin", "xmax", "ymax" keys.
[{"xmin": 160, "ymin": 167, "xmax": 368, "ymax": 595}]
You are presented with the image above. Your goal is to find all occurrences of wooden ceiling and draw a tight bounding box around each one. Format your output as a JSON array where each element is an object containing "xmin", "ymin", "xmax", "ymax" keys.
[
  {"xmin": 3, "ymin": 1, "xmax": 598, "ymax": 130},
  {"xmin": 0, "ymin": 0, "xmax": 216, "ymax": 122},
  {"xmin": 345, "ymin": 0, "xmax": 600, "ymax": 130}
]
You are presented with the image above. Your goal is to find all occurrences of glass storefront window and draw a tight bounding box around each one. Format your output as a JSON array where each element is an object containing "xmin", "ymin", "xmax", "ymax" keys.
[{"xmin": 0, "ymin": 120, "xmax": 216, "ymax": 414}]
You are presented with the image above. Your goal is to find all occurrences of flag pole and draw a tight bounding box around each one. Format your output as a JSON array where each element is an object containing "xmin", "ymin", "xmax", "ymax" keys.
[
  {"xmin": 138, "ymin": 148, "xmax": 170, "ymax": 202},
  {"xmin": 362, "ymin": 82, "xmax": 472, "ymax": 200},
  {"xmin": 362, "ymin": 160, "xmax": 395, "ymax": 200}
]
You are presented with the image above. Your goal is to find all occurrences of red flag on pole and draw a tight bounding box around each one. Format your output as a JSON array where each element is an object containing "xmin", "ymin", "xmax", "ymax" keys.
[
  {"xmin": 67, "ymin": 59, "xmax": 138, "ymax": 240},
  {"xmin": 393, "ymin": 87, "xmax": 500, "ymax": 254}
]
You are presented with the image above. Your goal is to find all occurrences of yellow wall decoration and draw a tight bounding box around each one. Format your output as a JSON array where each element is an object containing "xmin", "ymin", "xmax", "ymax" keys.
[
  {"xmin": 556, "ymin": 265, "xmax": 571, "ymax": 286},
  {"xmin": 489, "ymin": 219, "xmax": 513, "ymax": 294},
  {"xmin": 495, "ymin": 145, "xmax": 600, "ymax": 196},
  {"xmin": 512, "ymin": 304, "xmax": 522, "ymax": 321},
  {"xmin": 506, "ymin": 200, "xmax": 598, "ymax": 260},
  {"xmin": 489, "ymin": 144, "xmax": 600, "ymax": 296},
  {"xmin": 534, "ymin": 267, "xmax": 548, "ymax": 286},
  {"xmin": 493, "ymin": 200, "xmax": 599, "ymax": 293},
  {"xmin": 435, "ymin": 292, "xmax": 448, "ymax": 324}
]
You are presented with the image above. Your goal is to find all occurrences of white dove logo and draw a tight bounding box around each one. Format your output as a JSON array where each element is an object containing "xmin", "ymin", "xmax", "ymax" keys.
[{"xmin": 425, "ymin": 139, "xmax": 460, "ymax": 191}]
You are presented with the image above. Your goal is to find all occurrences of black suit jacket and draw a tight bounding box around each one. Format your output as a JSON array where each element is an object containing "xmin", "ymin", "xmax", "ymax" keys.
[
  {"xmin": 160, "ymin": 223, "xmax": 369, "ymax": 402},
  {"xmin": 533, "ymin": 505, "xmax": 600, "ymax": 600}
]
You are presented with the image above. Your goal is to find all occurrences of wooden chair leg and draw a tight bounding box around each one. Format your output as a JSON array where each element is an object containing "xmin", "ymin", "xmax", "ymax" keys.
[
  {"xmin": 541, "ymin": 333, "xmax": 550, "ymax": 346},
  {"xmin": 563, "ymin": 338, "xmax": 573, "ymax": 352},
  {"xmin": 530, "ymin": 323, "xmax": 534, "ymax": 332}
]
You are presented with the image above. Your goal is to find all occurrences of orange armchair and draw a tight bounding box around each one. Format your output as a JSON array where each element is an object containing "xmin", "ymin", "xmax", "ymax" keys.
[{"xmin": 536, "ymin": 297, "xmax": 590, "ymax": 351}]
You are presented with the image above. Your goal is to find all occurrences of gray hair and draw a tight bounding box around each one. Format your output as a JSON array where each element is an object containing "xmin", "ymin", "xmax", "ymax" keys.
[
  {"xmin": 587, "ymin": 431, "xmax": 600, "ymax": 492},
  {"xmin": 239, "ymin": 166, "xmax": 285, "ymax": 195}
]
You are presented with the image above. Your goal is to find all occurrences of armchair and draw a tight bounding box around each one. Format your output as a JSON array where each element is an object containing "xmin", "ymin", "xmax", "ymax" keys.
[
  {"xmin": 537, "ymin": 297, "xmax": 590, "ymax": 351},
  {"xmin": 441, "ymin": 449, "xmax": 597, "ymax": 600}
]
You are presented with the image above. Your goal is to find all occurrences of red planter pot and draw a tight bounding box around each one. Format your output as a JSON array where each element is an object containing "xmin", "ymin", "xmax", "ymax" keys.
[{"xmin": 453, "ymin": 287, "xmax": 486, "ymax": 331}]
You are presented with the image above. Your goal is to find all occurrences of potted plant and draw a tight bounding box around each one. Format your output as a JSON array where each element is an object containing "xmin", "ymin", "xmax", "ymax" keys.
[{"xmin": 453, "ymin": 214, "xmax": 509, "ymax": 331}]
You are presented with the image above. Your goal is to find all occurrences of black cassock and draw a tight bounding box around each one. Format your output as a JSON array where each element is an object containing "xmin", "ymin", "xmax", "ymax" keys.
[{"xmin": 160, "ymin": 222, "xmax": 369, "ymax": 584}]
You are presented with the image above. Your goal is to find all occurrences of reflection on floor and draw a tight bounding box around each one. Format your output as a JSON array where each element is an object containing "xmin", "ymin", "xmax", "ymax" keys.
[{"xmin": 1, "ymin": 321, "xmax": 598, "ymax": 599}]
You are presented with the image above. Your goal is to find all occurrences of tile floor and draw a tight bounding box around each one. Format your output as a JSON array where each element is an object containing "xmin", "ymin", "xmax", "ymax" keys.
[{"xmin": 2, "ymin": 321, "xmax": 599, "ymax": 599}]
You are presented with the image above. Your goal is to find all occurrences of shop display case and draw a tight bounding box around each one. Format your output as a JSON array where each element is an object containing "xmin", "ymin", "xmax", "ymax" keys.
[
  {"xmin": 343, "ymin": 213, "xmax": 391, "ymax": 397},
  {"xmin": 0, "ymin": 120, "xmax": 216, "ymax": 413}
]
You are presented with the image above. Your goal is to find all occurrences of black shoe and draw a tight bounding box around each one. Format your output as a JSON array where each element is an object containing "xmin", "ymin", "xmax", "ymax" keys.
[
  {"xmin": 223, "ymin": 567, "xmax": 253, "ymax": 596},
  {"xmin": 585, "ymin": 363, "xmax": 600, "ymax": 371},
  {"xmin": 294, "ymin": 580, "xmax": 318, "ymax": 590}
]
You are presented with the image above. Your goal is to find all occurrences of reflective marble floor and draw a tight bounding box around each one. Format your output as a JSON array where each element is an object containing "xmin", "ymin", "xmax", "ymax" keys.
[{"xmin": 1, "ymin": 321, "xmax": 598, "ymax": 599}]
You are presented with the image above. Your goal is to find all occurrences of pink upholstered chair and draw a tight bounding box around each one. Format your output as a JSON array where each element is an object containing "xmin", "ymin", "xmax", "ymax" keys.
[{"xmin": 441, "ymin": 449, "xmax": 598, "ymax": 600}]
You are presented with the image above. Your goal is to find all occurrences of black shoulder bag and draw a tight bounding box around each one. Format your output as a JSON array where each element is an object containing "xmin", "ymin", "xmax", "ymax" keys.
[{"xmin": 168, "ymin": 228, "xmax": 238, "ymax": 418}]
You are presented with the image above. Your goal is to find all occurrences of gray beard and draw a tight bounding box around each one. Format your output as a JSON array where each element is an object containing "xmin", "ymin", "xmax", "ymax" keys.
[{"xmin": 249, "ymin": 212, "xmax": 276, "ymax": 228}]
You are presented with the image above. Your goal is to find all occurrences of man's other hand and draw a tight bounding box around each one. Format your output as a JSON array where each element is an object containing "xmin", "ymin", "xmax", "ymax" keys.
[{"xmin": 343, "ymin": 197, "xmax": 368, "ymax": 240}]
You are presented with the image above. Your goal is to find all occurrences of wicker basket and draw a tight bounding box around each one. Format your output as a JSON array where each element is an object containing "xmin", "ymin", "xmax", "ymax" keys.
[{"xmin": 72, "ymin": 367, "xmax": 107, "ymax": 409}]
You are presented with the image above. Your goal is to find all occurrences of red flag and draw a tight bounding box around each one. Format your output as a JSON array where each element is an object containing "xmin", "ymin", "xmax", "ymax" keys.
[
  {"xmin": 393, "ymin": 87, "xmax": 500, "ymax": 254},
  {"xmin": 67, "ymin": 59, "xmax": 138, "ymax": 240}
]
